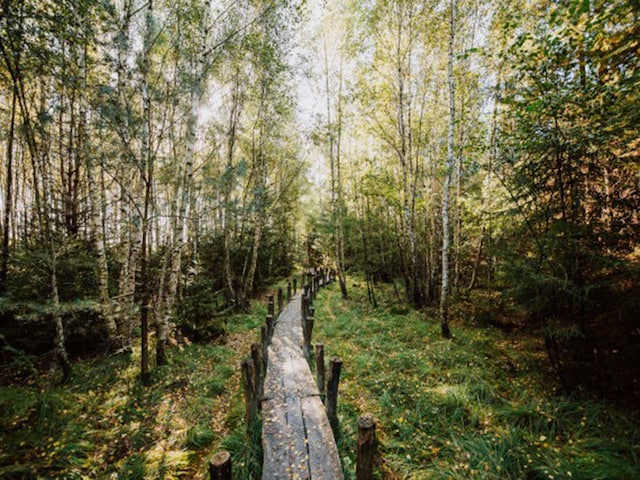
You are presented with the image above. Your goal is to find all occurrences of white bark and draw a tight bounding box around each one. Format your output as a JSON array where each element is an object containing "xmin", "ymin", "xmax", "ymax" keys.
[
  {"xmin": 157, "ymin": 0, "xmax": 210, "ymax": 362},
  {"xmin": 440, "ymin": 0, "xmax": 456, "ymax": 339}
]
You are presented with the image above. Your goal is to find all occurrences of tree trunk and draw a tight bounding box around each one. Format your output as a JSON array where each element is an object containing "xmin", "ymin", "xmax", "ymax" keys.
[
  {"xmin": 1, "ymin": 86, "xmax": 16, "ymax": 294},
  {"xmin": 139, "ymin": 0, "xmax": 155, "ymax": 382},
  {"xmin": 80, "ymin": 12, "xmax": 117, "ymax": 346},
  {"xmin": 323, "ymin": 33, "xmax": 348, "ymax": 300},
  {"xmin": 440, "ymin": 0, "xmax": 457, "ymax": 339}
]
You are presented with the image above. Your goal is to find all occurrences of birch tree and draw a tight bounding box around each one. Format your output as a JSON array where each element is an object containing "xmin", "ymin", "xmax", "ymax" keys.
[{"xmin": 440, "ymin": 0, "xmax": 457, "ymax": 339}]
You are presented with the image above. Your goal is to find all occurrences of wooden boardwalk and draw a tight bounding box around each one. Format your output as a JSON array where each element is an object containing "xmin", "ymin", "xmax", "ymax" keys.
[{"xmin": 262, "ymin": 293, "xmax": 344, "ymax": 479}]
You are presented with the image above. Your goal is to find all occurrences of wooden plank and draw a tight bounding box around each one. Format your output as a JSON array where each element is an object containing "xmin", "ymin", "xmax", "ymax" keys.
[
  {"xmin": 262, "ymin": 293, "xmax": 343, "ymax": 480},
  {"xmin": 262, "ymin": 398, "xmax": 289, "ymax": 479},
  {"xmin": 302, "ymin": 396, "xmax": 344, "ymax": 480},
  {"xmin": 285, "ymin": 395, "xmax": 311, "ymax": 479}
]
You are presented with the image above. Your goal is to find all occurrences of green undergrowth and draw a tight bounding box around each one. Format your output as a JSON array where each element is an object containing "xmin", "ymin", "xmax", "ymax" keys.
[
  {"xmin": 0, "ymin": 305, "xmax": 265, "ymax": 479},
  {"xmin": 313, "ymin": 280, "xmax": 640, "ymax": 480}
]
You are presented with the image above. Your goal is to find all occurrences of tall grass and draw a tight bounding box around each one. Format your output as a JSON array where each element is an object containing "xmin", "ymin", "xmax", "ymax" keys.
[{"xmin": 313, "ymin": 279, "xmax": 640, "ymax": 480}]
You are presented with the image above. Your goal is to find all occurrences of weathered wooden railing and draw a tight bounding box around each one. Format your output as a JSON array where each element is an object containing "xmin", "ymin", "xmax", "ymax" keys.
[{"xmin": 211, "ymin": 268, "xmax": 377, "ymax": 479}]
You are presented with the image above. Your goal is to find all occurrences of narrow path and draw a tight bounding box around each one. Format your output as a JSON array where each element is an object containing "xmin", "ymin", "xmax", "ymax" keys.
[{"xmin": 262, "ymin": 293, "xmax": 343, "ymax": 479}]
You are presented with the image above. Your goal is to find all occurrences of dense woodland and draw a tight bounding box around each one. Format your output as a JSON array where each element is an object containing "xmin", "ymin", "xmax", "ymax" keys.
[{"xmin": 0, "ymin": 0, "xmax": 639, "ymax": 478}]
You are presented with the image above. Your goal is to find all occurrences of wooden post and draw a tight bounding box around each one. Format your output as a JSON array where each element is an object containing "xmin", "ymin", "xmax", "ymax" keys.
[
  {"xmin": 356, "ymin": 415, "xmax": 376, "ymax": 480},
  {"xmin": 242, "ymin": 359, "xmax": 258, "ymax": 425},
  {"xmin": 261, "ymin": 325, "xmax": 268, "ymax": 363},
  {"xmin": 315, "ymin": 343, "xmax": 325, "ymax": 400},
  {"xmin": 293, "ymin": 277, "xmax": 297, "ymax": 295},
  {"xmin": 326, "ymin": 357, "xmax": 343, "ymax": 433},
  {"xmin": 303, "ymin": 315, "xmax": 314, "ymax": 362},
  {"xmin": 209, "ymin": 451, "xmax": 232, "ymax": 480},
  {"xmin": 251, "ymin": 343, "xmax": 264, "ymax": 403},
  {"xmin": 268, "ymin": 294, "xmax": 274, "ymax": 317},
  {"xmin": 287, "ymin": 281, "xmax": 292, "ymax": 302},
  {"xmin": 301, "ymin": 294, "xmax": 308, "ymax": 324},
  {"xmin": 266, "ymin": 314, "xmax": 275, "ymax": 342},
  {"xmin": 277, "ymin": 287, "xmax": 283, "ymax": 314}
]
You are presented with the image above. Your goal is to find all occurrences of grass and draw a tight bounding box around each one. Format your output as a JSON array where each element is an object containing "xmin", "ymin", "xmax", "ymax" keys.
[
  {"xmin": 313, "ymin": 278, "xmax": 640, "ymax": 480},
  {"xmin": 2, "ymin": 276, "xmax": 638, "ymax": 479},
  {"xmin": 0, "ymin": 305, "xmax": 264, "ymax": 479}
]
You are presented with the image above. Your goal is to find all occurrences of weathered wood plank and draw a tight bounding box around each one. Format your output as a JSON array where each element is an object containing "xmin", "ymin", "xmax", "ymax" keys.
[
  {"xmin": 262, "ymin": 398, "xmax": 289, "ymax": 479},
  {"xmin": 285, "ymin": 395, "xmax": 311, "ymax": 479},
  {"xmin": 302, "ymin": 396, "xmax": 344, "ymax": 479},
  {"xmin": 262, "ymin": 293, "xmax": 343, "ymax": 480}
]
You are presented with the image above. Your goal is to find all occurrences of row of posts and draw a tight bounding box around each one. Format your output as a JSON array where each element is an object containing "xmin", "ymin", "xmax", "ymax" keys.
[{"xmin": 210, "ymin": 269, "xmax": 377, "ymax": 479}]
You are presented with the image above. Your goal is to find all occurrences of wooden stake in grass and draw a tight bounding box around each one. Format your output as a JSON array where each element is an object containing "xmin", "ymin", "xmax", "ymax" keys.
[
  {"xmin": 287, "ymin": 280, "xmax": 292, "ymax": 302},
  {"xmin": 251, "ymin": 343, "xmax": 264, "ymax": 403},
  {"xmin": 326, "ymin": 357, "xmax": 343, "ymax": 433},
  {"xmin": 315, "ymin": 343, "xmax": 325, "ymax": 400},
  {"xmin": 293, "ymin": 277, "xmax": 297, "ymax": 294},
  {"xmin": 209, "ymin": 451, "xmax": 232, "ymax": 480},
  {"xmin": 356, "ymin": 415, "xmax": 376, "ymax": 480},
  {"xmin": 301, "ymin": 292, "xmax": 308, "ymax": 323},
  {"xmin": 268, "ymin": 294, "xmax": 274, "ymax": 317},
  {"xmin": 303, "ymin": 314, "xmax": 314, "ymax": 362},
  {"xmin": 261, "ymin": 324, "xmax": 269, "ymax": 365},
  {"xmin": 266, "ymin": 314, "xmax": 275, "ymax": 342},
  {"xmin": 242, "ymin": 358, "xmax": 258, "ymax": 425}
]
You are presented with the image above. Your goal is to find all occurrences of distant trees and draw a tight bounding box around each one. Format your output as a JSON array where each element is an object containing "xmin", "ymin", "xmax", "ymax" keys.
[
  {"xmin": 308, "ymin": 0, "xmax": 486, "ymax": 329},
  {"xmin": 0, "ymin": 0, "xmax": 304, "ymax": 379},
  {"xmin": 308, "ymin": 0, "xmax": 639, "ymax": 392}
]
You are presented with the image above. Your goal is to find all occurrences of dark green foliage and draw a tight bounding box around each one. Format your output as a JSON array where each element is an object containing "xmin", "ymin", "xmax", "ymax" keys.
[
  {"xmin": 0, "ymin": 299, "xmax": 106, "ymax": 357},
  {"xmin": 496, "ymin": 0, "xmax": 640, "ymax": 399},
  {"xmin": 174, "ymin": 276, "xmax": 226, "ymax": 342}
]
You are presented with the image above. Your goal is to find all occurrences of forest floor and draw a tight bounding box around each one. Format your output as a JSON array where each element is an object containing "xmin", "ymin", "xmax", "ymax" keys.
[{"xmin": 1, "ymin": 279, "xmax": 639, "ymax": 479}]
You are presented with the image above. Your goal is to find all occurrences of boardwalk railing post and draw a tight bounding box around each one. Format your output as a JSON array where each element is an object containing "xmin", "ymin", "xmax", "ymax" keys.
[
  {"xmin": 266, "ymin": 314, "xmax": 275, "ymax": 342},
  {"xmin": 326, "ymin": 357, "xmax": 343, "ymax": 433},
  {"xmin": 268, "ymin": 294, "xmax": 275, "ymax": 317},
  {"xmin": 287, "ymin": 281, "xmax": 292, "ymax": 302},
  {"xmin": 251, "ymin": 343, "xmax": 264, "ymax": 404},
  {"xmin": 356, "ymin": 415, "xmax": 376, "ymax": 480},
  {"xmin": 303, "ymin": 314, "xmax": 314, "ymax": 362},
  {"xmin": 277, "ymin": 287, "xmax": 283, "ymax": 314},
  {"xmin": 242, "ymin": 359, "xmax": 258, "ymax": 425},
  {"xmin": 315, "ymin": 343, "xmax": 325, "ymax": 401},
  {"xmin": 301, "ymin": 295, "xmax": 307, "ymax": 328},
  {"xmin": 293, "ymin": 277, "xmax": 297, "ymax": 295},
  {"xmin": 209, "ymin": 451, "xmax": 232, "ymax": 480},
  {"xmin": 261, "ymin": 324, "xmax": 268, "ymax": 365}
]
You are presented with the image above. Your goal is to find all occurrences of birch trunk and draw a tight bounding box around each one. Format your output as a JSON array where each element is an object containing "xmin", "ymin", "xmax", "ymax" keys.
[
  {"xmin": 242, "ymin": 84, "xmax": 267, "ymax": 306},
  {"xmin": 40, "ymin": 120, "xmax": 72, "ymax": 379},
  {"xmin": 139, "ymin": 0, "xmax": 155, "ymax": 381},
  {"xmin": 1, "ymin": 86, "xmax": 16, "ymax": 294},
  {"xmin": 80, "ymin": 13, "xmax": 117, "ymax": 345},
  {"xmin": 440, "ymin": 0, "xmax": 456, "ymax": 339},
  {"xmin": 223, "ymin": 67, "xmax": 243, "ymax": 306},
  {"xmin": 114, "ymin": 0, "xmax": 136, "ymax": 351},
  {"xmin": 156, "ymin": 1, "xmax": 210, "ymax": 363},
  {"xmin": 323, "ymin": 33, "xmax": 348, "ymax": 300}
]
